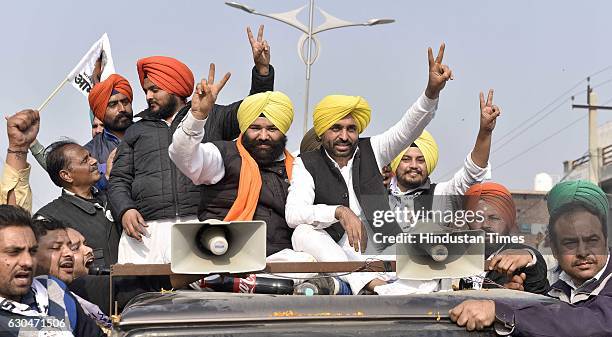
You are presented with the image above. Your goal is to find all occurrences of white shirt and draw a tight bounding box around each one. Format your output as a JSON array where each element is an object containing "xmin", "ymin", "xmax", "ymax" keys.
[
  {"xmin": 285, "ymin": 92, "xmax": 438, "ymax": 229},
  {"xmin": 168, "ymin": 112, "xmax": 226, "ymax": 185},
  {"xmin": 389, "ymin": 151, "xmax": 490, "ymax": 197},
  {"xmin": 559, "ymin": 253, "xmax": 610, "ymax": 303},
  {"xmin": 169, "ymin": 111, "xmax": 288, "ymax": 186},
  {"xmin": 388, "ymin": 152, "xmax": 489, "ymax": 231}
]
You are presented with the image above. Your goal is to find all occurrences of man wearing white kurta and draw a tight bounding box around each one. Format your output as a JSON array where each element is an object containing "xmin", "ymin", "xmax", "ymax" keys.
[
  {"xmin": 286, "ymin": 44, "xmax": 453, "ymax": 295},
  {"xmin": 387, "ymin": 89, "xmax": 500, "ymax": 233},
  {"xmin": 170, "ymin": 87, "xmax": 316, "ymax": 274}
]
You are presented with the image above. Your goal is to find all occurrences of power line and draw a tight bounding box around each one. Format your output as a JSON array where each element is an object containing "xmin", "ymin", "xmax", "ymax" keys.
[
  {"xmin": 592, "ymin": 76, "xmax": 612, "ymax": 91},
  {"xmin": 493, "ymin": 80, "xmax": 584, "ymax": 145},
  {"xmin": 493, "ymin": 67, "xmax": 612, "ymax": 146},
  {"xmin": 436, "ymin": 109, "xmax": 585, "ymax": 181},
  {"xmin": 438, "ymin": 71, "xmax": 612, "ymax": 180},
  {"xmin": 588, "ymin": 64, "xmax": 612, "ymax": 79},
  {"xmin": 491, "ymin": 98, "xmax": 570, "ymax": 154},
  {"xmin": 437, "ymin": 97, "xmax": 571, "ymax": 180},
  {"xmin": 437, "ymin": 95, "xmax": 573, "ymax": 180},
  {"xmin": 494, "ymin": 114, "xmax": 588, "ymax": 170}
]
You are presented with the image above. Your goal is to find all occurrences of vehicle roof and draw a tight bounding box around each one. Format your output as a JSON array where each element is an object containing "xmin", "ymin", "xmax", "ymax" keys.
[{"xmin": 116, "ymin": 289, "xmax": 555, "ymax": 327}]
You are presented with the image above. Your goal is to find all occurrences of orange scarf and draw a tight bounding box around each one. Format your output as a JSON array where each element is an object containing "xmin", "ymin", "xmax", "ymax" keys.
[{"xmin": 224, "ymin": 134, "xmax": 294, "ymax": 221}]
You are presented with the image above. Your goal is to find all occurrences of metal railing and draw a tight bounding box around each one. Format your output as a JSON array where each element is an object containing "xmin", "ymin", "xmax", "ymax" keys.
[
  {"xmin": 571, "ymin": 153, "xmax": 590, "ymax": 169},
  {"xmin": 603, "ymin": 144, "xmax": 612, "ymax": 167}
]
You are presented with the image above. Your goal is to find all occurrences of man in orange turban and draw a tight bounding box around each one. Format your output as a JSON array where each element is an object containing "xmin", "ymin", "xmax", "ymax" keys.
[
  {"xmin": 462, "ymin": 181, "xmax": 549, "ymax": 295},
  {"xmin": 464, "ymin": 182, "xmax": 518, "ymax": 235},
  {"xmin": 84, "ymin": 73, "xmax": 134, "ymax": 179},
  {"xmin": 137, "ymin": 56, "xmax": 194, "ymax": 121},
  {"xmin": 108, "ymin": 25, "xmax": 277, "ymax": 264}
]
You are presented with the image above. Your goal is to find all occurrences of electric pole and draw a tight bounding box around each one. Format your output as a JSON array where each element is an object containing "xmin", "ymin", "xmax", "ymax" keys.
[{"xmin": 572, "ymin": 78, "xmax": 612, "ymax": 184}]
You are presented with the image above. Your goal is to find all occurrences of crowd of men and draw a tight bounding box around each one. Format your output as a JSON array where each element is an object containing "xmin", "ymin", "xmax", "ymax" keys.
[{"xmin": 0, "ymin": 25, "xmax": 610, "ymax": 336}]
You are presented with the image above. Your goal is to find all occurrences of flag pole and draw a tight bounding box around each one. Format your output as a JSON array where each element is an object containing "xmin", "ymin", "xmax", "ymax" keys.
[{"xmin": 37, "ymin": 77, "xmax": 69, "ymax": 112}]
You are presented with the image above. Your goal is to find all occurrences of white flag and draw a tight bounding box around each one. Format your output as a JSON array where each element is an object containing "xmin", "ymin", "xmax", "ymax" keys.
[{"xmin": 67, "ymin": 33, "xmax": 115, "ymax": 97}]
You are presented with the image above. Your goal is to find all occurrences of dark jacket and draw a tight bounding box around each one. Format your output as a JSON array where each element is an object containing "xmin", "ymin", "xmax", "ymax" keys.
[
  {"xmin": 459, "ymin": 242, "xmax": 549, "ymax": 295},
  {"xmin": 84, "ymin": 128, "xmax": 121, "ymax": 166},
  {"xmin": 108, "ymin": 66, "xmax": 274, "ymax": 222},
  {"xmin": 494, "ymin": 251, "xmax": 612, "ymax": 336},
  {"xmin": 484, "ymin": 242, "xmax": 549, "ymax": 295},
  {"xmin": 83, "ymin": 129, "xmax": 121, "ymax": 191},
  {"xmin": 198, "ymin": 140, "xmax": 293, "ymax": 256},
  {"xmin": 35, "ymin": 189, "xmax": 120, "ymax": 268},
  {"xmin": 69, "ymin": 275, "xmax": 172, "ymax": 316},
  {"xmin": 300, "ymin": 139, "xmax": 402, "ymax": 252},
  {"xmin": 0, "ymin": 276, "xmax": 104, "ymax": 337}
]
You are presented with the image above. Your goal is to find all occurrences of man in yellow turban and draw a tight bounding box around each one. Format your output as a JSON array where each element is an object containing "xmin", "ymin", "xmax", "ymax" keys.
[
  {"xmin": 286, "ymin": 44, "xmax": 453, "ymax": 295},
  {"xmin": 170, "ymin": 85, "xmax": 307, "ymax": 260},
  {"xmin": 108, "ymin": 26, "xmax": 277, "ymax": 264},
  {"xmin": 386, "ymin": 89, "xmax": 500, "ymax": 232}
]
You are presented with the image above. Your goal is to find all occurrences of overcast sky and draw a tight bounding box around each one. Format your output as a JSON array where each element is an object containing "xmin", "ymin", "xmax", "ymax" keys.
[{"xmin": 2, "ymin": 0, "xmax": 612, "ymax": 211}]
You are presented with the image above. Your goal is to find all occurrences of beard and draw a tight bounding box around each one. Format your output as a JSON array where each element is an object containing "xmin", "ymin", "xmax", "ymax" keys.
[
  {"xmin": 104, "ymin": 111, "xmax": 133, "ymax": 133},
  {"xmin": 149, "ymin": 96, "xmax": 179, "ymax": 120},
  {"xmin": 396, "ymin": 168, "xmax": 428, "ymax": 190},
  {"xmin": 241, "ymin": 134, "xmax": 287, "ymax": 167}
]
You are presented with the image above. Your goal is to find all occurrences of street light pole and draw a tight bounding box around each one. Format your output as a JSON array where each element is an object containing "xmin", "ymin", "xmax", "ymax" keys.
[
  {"xmin": 225, "ymin": 1, "xmax": 395, "ymax": 135},
  {"xmin": 304, "ymin": 0, "xmax": 315, "ymax": 135}
]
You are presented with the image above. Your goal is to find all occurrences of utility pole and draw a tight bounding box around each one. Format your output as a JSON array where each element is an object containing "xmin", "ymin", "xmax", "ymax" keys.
[{"xmin": 572, "ymin": 78, "xmax": 612, "ymax": 184}]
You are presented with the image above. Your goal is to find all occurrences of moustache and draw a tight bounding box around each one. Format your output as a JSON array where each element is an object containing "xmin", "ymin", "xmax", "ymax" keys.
[
  {"xmin": 403, "ymin": 168, "xmax": 423, "ymax": 176},
  {"xmin": 15, "ymin": 267, "xmax": 32, "ymax": 274},
  {"xmin": 14, "ymin": 269, "xmax": 32, "ymax": 279},
  {"xmin": 115, "ymin": 111, "xmax": 131, "ymax": 119},
  {"xmin": 573, "ymin": 258, "xmax": 597, "ymax": 267},
  {"xmin": 59, "ymin": 257, "xmax": 74, "ymax": 269}
]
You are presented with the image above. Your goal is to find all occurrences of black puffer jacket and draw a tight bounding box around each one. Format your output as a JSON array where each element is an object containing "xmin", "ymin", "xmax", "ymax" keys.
[{"xmin": 108, "ymin": 66, "xmax": 274, "ymax": 222}]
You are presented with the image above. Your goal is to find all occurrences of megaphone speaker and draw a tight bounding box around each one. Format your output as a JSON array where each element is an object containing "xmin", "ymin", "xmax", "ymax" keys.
[
  {"xmin": 171, "ymin": 219, "xmax": 266, "ymax": 274},
  {"xmin": 396, "ymin": 221, "xmax": 485, "ymax": 280}
]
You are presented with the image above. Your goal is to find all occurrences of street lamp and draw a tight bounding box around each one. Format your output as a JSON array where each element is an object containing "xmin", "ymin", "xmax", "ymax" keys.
[{"xmin": 225, "ymin": 1, "xmax": 395, "ymax": 135}]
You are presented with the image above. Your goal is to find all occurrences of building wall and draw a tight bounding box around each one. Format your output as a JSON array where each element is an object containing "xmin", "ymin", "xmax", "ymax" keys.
[{"xmin": 512, "ymin": 191, "xmax": 549, "ymax": 248}]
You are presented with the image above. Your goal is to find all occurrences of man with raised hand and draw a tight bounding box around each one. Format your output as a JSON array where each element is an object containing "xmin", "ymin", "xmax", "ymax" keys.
[
  {"xmin": 286, "ymin": 44, "xmax": 452, "ymax": 295},
  {"xmin": 170, "ymin": 62, "xmax": 306, "ymax": 258},
  {"xmin": 387, "ymin": 89, "xmax": 498, "ymax": 232},
  {"xmin": 109, "ymin": 26, "xmax": 275, "ymax": 263},
  {"xmin": 1, "ymin": 109, "xmax": 40, "ymax": 212}
]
